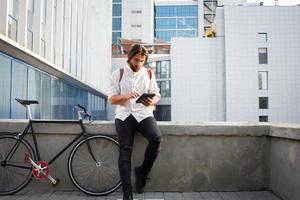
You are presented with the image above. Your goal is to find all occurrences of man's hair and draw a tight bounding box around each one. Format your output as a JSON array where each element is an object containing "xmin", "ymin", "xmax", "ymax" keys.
[{"xmin": 127, "ymin": 44, "xmax": 149, "ymax": 64}]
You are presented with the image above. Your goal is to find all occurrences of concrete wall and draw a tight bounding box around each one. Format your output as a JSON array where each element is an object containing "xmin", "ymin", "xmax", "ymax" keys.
[
  {"xmin": 1, "ymin": 120, "xmax": 299, "ymax": 200},
  {"xmin": 269, "ymin": 125, "xmax": 300, "ymax": 200},
  {"xmin": 0, "ymin": 120, "xmax": 269, "ymax": 192}
]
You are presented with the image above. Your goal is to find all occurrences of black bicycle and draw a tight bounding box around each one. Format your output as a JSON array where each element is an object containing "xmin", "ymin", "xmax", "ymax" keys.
[{"xmin": 0, "ymin": 98, "xmax": 121, "ymax": 196}]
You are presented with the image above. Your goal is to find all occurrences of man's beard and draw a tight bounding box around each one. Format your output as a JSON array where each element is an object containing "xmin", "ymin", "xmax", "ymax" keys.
[{"xmin": 129, "ymin": 64, "xmax": 141, "ymax": 72}]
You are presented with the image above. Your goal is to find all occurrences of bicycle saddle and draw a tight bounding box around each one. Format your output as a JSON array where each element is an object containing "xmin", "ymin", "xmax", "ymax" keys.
[{"xmin": 15, "ymin": 98, "xmax": 39, "ymax": 106}]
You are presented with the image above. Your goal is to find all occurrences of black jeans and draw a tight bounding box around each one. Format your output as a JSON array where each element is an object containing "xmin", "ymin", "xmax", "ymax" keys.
[{"xmin": 115, "ymin": 114, "xmax": 162, "ymax": 193}]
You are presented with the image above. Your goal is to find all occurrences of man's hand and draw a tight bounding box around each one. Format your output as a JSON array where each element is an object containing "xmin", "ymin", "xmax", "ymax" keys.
[
  {"xmin": 109, "ymin": 91, "xmax": 140, "ymax": 105},
  {"xmin": 126, "ymin": 91, "xmax": 140, "ymax": 100},
  {"xmin": 140, "ymin": 96, "xmax": 160, "ymax": 107}
]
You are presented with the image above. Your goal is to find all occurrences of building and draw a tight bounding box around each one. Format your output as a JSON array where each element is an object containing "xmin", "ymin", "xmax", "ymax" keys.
[
  {"xmin": 112, "ymin": 0, "xmax": 205, "ymax": 45},
  {"xmin": 171, "ymin": 5, "xmax": 300, "ymax": 123},
  {"xmin": 112, "ymin": 0, "xmax": 122, "ymax": 45},
  {"xmin": 0, "ymin": 0, "xmax": 112, "ymax": 119},
  {"xmin": 147, "ymin": 54, "xmax": 171, "ymax": 121},
  {"xmin": 154, "ymin": 0, "xmax": 198, "ymax": 42},
  {"xmin": 112, "ymin": 0, "xmax": 154, "ymax": 45}
]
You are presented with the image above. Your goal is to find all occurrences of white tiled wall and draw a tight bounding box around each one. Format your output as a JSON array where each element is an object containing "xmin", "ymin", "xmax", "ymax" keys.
[
  {"xmin": 171, "ymin": 5, "xmax": 300, "ymax": 123},
  {"xmin": 171, "ymin": 37, "xmax": 226, "ymax": 122},
  {"xmin": 224, "ymin": 6, "xmax": 300, "ymax": 123}
]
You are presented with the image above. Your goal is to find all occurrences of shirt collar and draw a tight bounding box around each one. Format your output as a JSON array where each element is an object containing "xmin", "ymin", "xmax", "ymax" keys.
[{"xmin": 125, "ymin": 64, "xmax": 145, "ymax": 76}]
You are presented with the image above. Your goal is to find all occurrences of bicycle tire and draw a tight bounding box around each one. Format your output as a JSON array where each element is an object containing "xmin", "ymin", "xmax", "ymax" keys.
[
  {"xmin": 68, "ymin": 135, "xmax": 121, "ymax": 196},
  {"xmin": 0, "ymin": 135, "xmax": 36, "ymax": 195}
]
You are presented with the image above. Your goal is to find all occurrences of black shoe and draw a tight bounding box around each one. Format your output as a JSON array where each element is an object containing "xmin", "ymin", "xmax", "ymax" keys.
[
  {"xmin": 135, "ymin": 166, "xmax": 148, "ymax": 193},
  {"xmin": 123, "ymin": 191, "xmax": 133, "ymax": 200}
]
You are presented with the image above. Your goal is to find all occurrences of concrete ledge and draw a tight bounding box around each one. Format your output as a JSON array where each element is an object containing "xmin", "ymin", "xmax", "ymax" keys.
[
  {"xmin": 0, "ymin": 120, "xmax": 271, "ymax": 136},
  {"xmin": 269, "ymin": 123, "xmax": 300, "ymax": 141},
  {"xmin": 0, "ymin": 120, "xmax": 299, "ymax": 200}
]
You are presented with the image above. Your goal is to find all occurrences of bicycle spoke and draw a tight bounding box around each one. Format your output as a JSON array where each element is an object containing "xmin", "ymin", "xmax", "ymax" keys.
[
  {"xmin": 0, "ymin": 136, "xmax": 34, "ymax": 194},
  {"xmin": 68, "ymin": 136, "xmax": 121, "ymax": 195}
]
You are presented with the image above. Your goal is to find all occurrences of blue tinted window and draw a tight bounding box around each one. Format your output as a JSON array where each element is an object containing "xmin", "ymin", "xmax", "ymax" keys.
[
  {"xmin": 113, "ymin": 18, "xmax": 121, "ymax": 31},
  {"xmin": 66, "ymin": 85, "xmax": 77, "ymax": 119},
  {"xmin": 154, "ymin": 5, "xmax": 198, "ymax": 42},
  {"xmin": 60, "ymin": 82, "xmax": 68, "ymax": 118},
  {"xmin": 177, "ymin": 30, "xmax": 197, "ymax": 37},
  {"xmin": 155, "ymin": 30, "xmax": 176, "ymax": 42},
  {"xmin": 51, "ymin": 78, "xmax": 60, "ymax": 119},
  {"xmin": 78, "ymin": 89, "xmax": 88, "ymax": 111},
  {"xmin": 41, "ymin": 73, "xmax": 51, "ymax": 119},
  {"xmin": 177, "ymin": 5, "xmax": 198, "ymax": 16},
  {"xmin": 0, "ymin": 54, "xmax": 11, "ymax": 118},
  {"xmin": 0, "ymin": 52, "xmax": 107, "ymax": 120},
  {"xmin": 155, "ymin": 18, "xmax": 176, "ymax": 29},
  {"xmin": 155, "ymin": 5, "xmax": 197, "ymax": 17},
  {"xmin": 177, "ymin": 18, "xmax": 197, "ymax": 29},
  {"xmin": 112, "ymin": 32, "xmax": 121, "ymax": 44},
  {"xmin": 28, "ymin": 68, "xmax": 41, "ymax": 119},
  {"xmin": 11, "ymin": 61, "xmax": 28, "ymax": 119},
  {"xmin": 113, "ymin": 4, "xmax": 121, "ymax": 16}
]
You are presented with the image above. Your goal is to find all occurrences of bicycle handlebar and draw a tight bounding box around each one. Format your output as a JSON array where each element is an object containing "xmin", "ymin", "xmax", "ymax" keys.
[
  {"xmin": 77, "ymin": 104, "xmax": 87, "ymax": 113},
  {"xmin": 75, "ymin": 104, "xmax": 92, "ymax": 121}
]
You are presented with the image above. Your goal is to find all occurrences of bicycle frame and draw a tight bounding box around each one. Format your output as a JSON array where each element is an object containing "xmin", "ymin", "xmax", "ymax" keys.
[
  {"xmin": 4, "ymin": 118, "xmax": 98, "ymax": 171},
  {"xmin": 1, "ymin": 100, "xmax": 122, "ymax": 195}
]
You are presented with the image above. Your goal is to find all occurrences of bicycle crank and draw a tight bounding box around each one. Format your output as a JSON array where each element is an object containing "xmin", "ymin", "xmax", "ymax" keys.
[{"xmin": 28, "ymin": 157, "xmax": 58, "ymax": 185}]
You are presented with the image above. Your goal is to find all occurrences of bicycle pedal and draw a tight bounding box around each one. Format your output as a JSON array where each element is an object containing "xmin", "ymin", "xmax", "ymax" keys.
[{"xmin": 51, "ymin": 178, "xmax": 60, "ymax": 187}]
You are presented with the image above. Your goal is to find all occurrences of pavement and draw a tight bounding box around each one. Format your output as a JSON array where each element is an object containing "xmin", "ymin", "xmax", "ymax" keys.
[{"xmin": 0, "ymin": 190, "xmax": 281, "ymax": 200}]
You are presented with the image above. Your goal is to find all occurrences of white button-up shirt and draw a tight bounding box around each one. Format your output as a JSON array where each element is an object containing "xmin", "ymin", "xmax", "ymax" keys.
[{"xmin": 108, "ymin": 64, "xmax": 161, "ymax": 122}]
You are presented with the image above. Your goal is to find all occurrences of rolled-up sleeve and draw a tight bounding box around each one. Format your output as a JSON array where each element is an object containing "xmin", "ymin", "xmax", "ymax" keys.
[
  {"xmin": 107, "ymin": 70, "xmax": 120, "ymax": 100},
  {"xmin": 148, "ymin": 70, "xmax": 161, "ymax": 98}
]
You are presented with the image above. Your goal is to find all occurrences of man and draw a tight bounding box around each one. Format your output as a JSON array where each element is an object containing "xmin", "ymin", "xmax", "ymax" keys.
[{"xmin": 108, "ymin": 44, "xmax": 162, "ymax": 200}]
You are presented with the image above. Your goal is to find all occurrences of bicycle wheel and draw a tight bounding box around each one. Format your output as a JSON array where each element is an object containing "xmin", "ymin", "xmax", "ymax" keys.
[
  {"xmin": 68, "ymin": 135, "xmax": 121, "ymax": 196},
  {"xmin": 0, "ymin": 135, "xmax": 35, "ymax": 195}
]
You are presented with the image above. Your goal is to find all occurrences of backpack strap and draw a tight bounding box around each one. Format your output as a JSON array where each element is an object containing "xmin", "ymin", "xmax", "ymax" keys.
[
  {"xmin": 119, "ymin": 67, "xmax": 124, "ymax": 82},
  {"xmin": 119, "ymin": 67, "xmax": 152, "ymax": 82},
  {"xmin": 147, "ymin": 68, "xmax": 152, "ymax": 80}
]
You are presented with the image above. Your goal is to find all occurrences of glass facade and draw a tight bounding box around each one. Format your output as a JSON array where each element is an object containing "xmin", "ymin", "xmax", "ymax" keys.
[
  {"xmin": 147, "ymin": 60, "xmax": 171, "ymax": 98},
  {"xmin": 156, "ymin": 60, "xmax": 171, "ymax": 79},
  {"xmin": 0, "ymin": 55, "xmax": 12, "ymax": 119},
  {"xmin": 257, "ymin": 33, "xmax": 267, "ymax": 43},
  {"xmin": 8, "ymin": 0, "xmax": 19, "ymax": 41},
  {"xmin": 154, "ymin": 105, "xmax": 171, "ymax": 121},
  {"xmin": 154, "ymin": 5, "xmax": 198, "ymax": 42},
  {"xmin": 26, "ymin": 30, "xmax": 33, "ymax": 51},
  {"xmin": 259, "ymin": 48, "xmax": 268, "ymax": 64},
  {"xmin": 7, "ymin": 16, "xmax": 17, "ymax": 41},
  {"xmin": 157, "ymin": 80, "xmax": 171, "ymax": 98},
  {"xmin": 146, "ymin": 60, "xmax": 171, "ymax": 121},
  {"xmin": 0, "ymin": 52, "xmax": 106, "ymax": 120},
  {"xmin": 259, "ymin": 115, "xmax": 268, "ymax": 122},
  {"xmin": 41, "ymin": 0, "xmax": 47, "ymax": 58},
  {"xmin": 258, "ymin": 71, "xmax": 268, "ymax": 90},
  {"xmin": 259, "ymin": 97, "xmax": 269, "ymax": 109},
  {"xmin": 112, "ymin": 0, "xmax": 122, "ymax": 44},
  {"xmin": 27, "ymin": 0, "xmax": 34, "ymax": 50}
]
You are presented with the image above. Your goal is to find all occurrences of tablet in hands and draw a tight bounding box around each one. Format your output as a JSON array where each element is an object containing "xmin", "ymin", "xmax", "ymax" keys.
[{"xmin": 135, "ymin": 93, "xmax": 156, "ymax": 103}]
